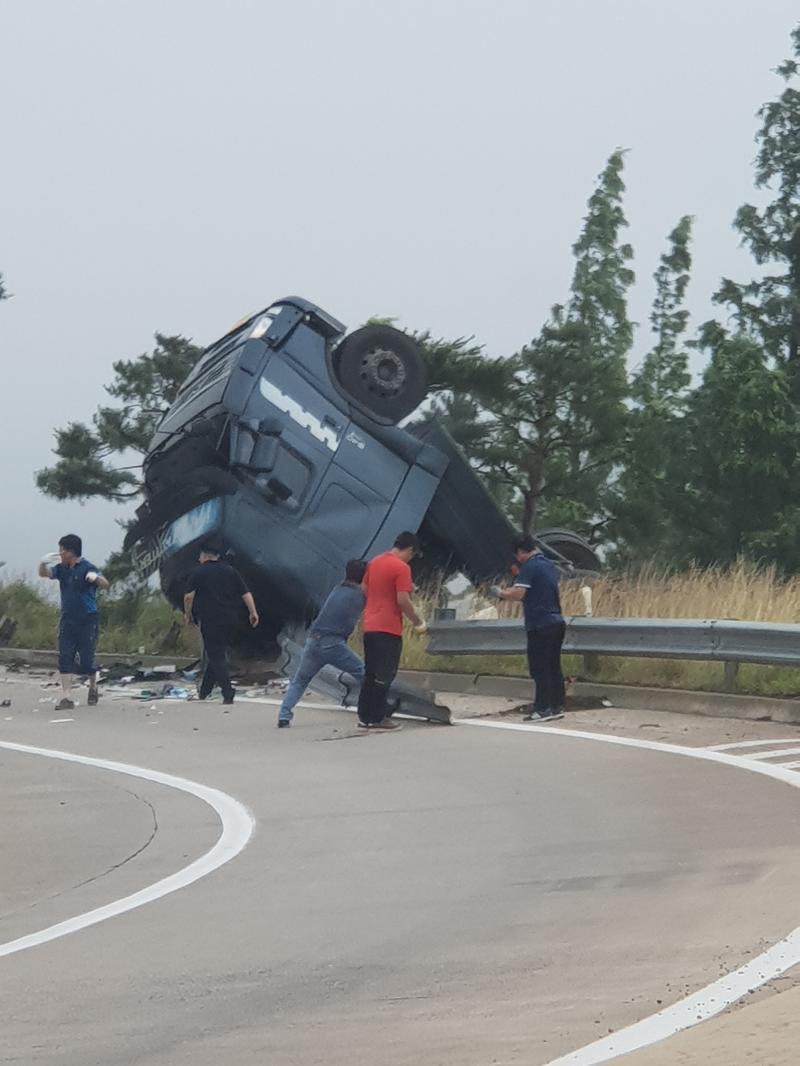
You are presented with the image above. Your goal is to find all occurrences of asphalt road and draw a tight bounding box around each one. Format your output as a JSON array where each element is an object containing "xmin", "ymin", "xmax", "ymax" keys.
[{"xmin": 2, "ymin": 677, "xmax": 800, "ymax": 1066}]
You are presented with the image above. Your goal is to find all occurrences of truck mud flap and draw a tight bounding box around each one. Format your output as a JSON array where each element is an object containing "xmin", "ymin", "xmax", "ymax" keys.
[{"xmin": 277, "ymin": 627, "xmax": 451, "ymax": 724}]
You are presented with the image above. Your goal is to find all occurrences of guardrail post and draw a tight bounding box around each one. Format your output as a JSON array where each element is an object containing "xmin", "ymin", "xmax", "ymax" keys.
[
  {"xmin": 723, "ymin": 661, "xmax": 739, "ymax": 692},
  {"xmin": 583, "ymin": 653, "xmax": 601, "ymax": 676}
]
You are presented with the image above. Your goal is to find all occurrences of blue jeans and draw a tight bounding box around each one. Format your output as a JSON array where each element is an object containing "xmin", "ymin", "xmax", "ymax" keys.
[
  {"xmin": 279, "ymin": 635, "xmax": 365, "ymax": 722},
  {"xmin": 58, "ymin": 615, "xmax": 99, "ymax": 675}
]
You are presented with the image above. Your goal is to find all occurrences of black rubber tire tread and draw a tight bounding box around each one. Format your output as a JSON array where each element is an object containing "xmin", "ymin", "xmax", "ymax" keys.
[
  {"xmin": 536, "ymin": 529, "xmax": 601, "ymax": 571},
  {"xmin": 334, "ymin": 325, "xmax": 427, "ymax": 424}
]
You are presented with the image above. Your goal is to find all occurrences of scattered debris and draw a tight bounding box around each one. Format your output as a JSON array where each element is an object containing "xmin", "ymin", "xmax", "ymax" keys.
[
  {"xmin": 4, "ymin": 659, "xmax": 30, "ymax": 673},
  {"xmin": 0, "ymin": 699, "xmax": 10, "ymax": 707}
]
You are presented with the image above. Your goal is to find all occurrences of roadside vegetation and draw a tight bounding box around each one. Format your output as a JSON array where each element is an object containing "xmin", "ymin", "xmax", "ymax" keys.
[{"xmin": 5, "ymin": 560, "xmax": 800, "ymax": 698}]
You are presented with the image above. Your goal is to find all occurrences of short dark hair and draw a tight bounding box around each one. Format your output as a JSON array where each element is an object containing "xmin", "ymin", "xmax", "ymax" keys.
[
  {"xmin": 394, "ymin": 531, "xmax": 421, "ymax": 553},
  {"xmin": 199, "ymin": 541, "xmax": 222, "ymax": 557},
  {"xmin": 59, "ymin": 534, "xmax": 82, "ymax": 556},
  {"xmin": 512, "ymin": 534, "xmax": 536, "ymax": 554},
  {"xmin": 345, "ymin": 558, "xmax": 368, "ymax": 583}
]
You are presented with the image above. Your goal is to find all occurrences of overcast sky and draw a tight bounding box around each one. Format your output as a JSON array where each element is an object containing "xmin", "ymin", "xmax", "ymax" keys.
[{"xmin": 1, "ymin": 0, "xmax": 797, "ymax": 576}]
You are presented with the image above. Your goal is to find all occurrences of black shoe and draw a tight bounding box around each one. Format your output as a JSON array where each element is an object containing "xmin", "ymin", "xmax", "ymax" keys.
[
  {"xmin": 223, "ymin": 695, "xmax": 235, "ymax": 706},
  {"xmin": 277, "ymin": 719, "xmax": 291, "ymax": 728},
  {"xmin": 87, "ymin": 689, "xmax": 99, "ymax": 706},
  {"xmin": 524, "ymin": 708, "xmax": 564, "ymax": 723},
  {"xmin": 523, "ymin": 709, "xmax": 552, "ymax": 722}
]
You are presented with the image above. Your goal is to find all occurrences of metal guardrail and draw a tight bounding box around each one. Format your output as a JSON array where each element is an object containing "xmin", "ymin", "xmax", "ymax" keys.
[{"xmin": 427, "ymin": 617, "xmax": 800, "ymax": 687}]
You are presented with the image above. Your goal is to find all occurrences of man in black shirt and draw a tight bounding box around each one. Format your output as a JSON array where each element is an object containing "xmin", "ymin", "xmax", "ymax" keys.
[{"xmin": 183, "ymin": 543, "xmax": 259, "ymax": 704}]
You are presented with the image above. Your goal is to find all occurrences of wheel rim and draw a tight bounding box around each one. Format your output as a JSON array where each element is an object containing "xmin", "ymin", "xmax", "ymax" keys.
[{"xmin": 359, "ymin": 348, "xmax": 407, "ymax": 397}]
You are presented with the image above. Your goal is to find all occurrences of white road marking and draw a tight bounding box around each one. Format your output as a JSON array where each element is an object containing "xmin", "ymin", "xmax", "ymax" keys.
[
  {"xmin": 48, "ymin": 718, "xmax": 74, "ymax": 723},
  {"xmin": 0, "ymin": 740, "xmax": 255, "ymax": 959},
  {"xmin": 708, "ymin": 738, "xmax": 800, "ymax": 751},
  {"xmin": 745, "ymin": 745, "xmax": 800, "ymax": 760},
  {"xmin": 454, "ymin": 718, "xmax": 800, "ymax": 1065},
  {"xmin": 780, "ymin": 760, "xmax": 800, "ymax": 769}
]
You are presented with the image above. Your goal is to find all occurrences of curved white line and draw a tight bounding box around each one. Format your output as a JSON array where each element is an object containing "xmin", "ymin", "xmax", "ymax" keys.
[
  {"xmin": 0, "ymin": 740, "xmax": 255, "ymax": 958},
  {"xmin": 455, "ymin": 719, "xmax": 800, "ymax": 1065}
]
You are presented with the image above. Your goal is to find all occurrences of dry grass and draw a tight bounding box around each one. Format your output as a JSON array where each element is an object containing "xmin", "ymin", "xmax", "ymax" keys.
[
  {"xmin": 398, "ymin": 561, "xmax": 800, "ymax": 699},
  {"xmin": 558, "ymin": 560, "xmax": 800, "ymax": 623}
]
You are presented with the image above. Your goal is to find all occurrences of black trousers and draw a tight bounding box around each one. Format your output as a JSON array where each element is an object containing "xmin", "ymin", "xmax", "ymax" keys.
[
  {"xmin": 526, "ymin": 622, "xmax": 566, "ymax": 713},
  {"xmin": 199, "ymin": 621, "xmax": 234, "ymax": 700},
  {"xmin": 357, "ymin": 632, "xmax": 402, "ymax": 725}
]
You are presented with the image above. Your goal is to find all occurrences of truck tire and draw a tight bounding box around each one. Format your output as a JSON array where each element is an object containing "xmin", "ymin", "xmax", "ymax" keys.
[
  {"xmin": 334, "ymin": 325, "xmax": 427, "ymax": 424},
  {"xmin": 536, "ymin": 528, "xmax": 601, "ymax": 573}
]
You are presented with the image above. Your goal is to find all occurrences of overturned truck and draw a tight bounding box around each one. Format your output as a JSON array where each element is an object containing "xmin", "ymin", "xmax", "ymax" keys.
[{"xmin": 127, "ymin": 297, "xmax": 600, "ymax": 719}]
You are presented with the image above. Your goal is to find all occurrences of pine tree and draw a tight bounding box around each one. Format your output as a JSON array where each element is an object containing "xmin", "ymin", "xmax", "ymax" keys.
[
  {"xmin": 612, "ymin": 216, "xmax": 693, "ymax": 562},
  {"xmin": 715, "ymin": 25, "xmax": 800, "ymax": 376},
  {"xmin": 682, "ymin": 25, "xmax": 800, "ymax": 568},
  {"xmin": 36, "ymin": 333, "xmax": 202, "ymax": 502},
  {"xmin": 424, "ymin": 151, "xmax": 635, "ymax": 538}
]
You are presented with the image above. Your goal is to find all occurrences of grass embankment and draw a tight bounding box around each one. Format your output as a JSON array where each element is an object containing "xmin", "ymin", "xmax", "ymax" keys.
[
  {"xmin": 0, "ymin": 581, "xmax": 200, "ymax": 660},
  {"xmin": 3, "ymin": 562, "xmax": 800, "ymax": 696}
]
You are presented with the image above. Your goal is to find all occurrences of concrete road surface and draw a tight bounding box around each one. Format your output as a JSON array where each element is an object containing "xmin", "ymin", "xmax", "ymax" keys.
[{"xmin": 2, "ymin": 676, "xmax": 800, "ymax": 1065}]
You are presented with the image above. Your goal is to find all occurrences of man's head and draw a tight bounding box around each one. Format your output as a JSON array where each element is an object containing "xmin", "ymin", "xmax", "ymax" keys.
[
  {"xmin": 393, "ymin": 531, "xmax": 421, "ymax": 562},
  {"xmin": 345, "ymin": 558, "xmax": 368, "ymax": 584},
  {"xmin": 198, "ymin": 541, "xmax": 222, "ymax": 564},
  {"xmin": 58, "ymin": 534, "xmax": 82, "ymax": 564},
  {"xmin": 511, "ymin": 533, "xmax": 538, "ymax": 565}
]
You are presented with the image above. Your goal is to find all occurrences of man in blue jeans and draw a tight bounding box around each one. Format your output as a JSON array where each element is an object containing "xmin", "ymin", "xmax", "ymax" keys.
[
  {"xmin": 490, "ymin": 534, "xmax": 565, "ymax": 723},
  {"xmin": 278, "ymin": 559, "xmax": 367, "ymax": 728}
]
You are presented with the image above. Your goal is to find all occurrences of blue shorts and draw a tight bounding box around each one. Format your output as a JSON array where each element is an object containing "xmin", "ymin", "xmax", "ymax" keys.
[{"xmin": 58, "ymin": 615, "xmax": 99, "ymax": 675}]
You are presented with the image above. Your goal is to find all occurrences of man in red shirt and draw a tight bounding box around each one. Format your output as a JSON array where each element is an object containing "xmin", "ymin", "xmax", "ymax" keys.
[{"xmin": 357, "ymin": 531, "xmax": 427, "ymax": 730}]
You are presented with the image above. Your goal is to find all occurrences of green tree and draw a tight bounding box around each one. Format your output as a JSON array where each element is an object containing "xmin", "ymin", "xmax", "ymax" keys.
[
  {"xmin": 612, "ymin": 216, "xmax": 693, "ymax": 561},
  {"xmin": 0, "ymin": 273, "xmax": 9, "ymax": 301},
  {"xmin": 426, "ymin": 150, "xmax": 635, "ymax": 538},
  {"xmin": 681, "ymin": 25, "xmax": 800, "ymax": 569},
  {"xmin": 36, "ymin": 333, "xmax": 202, "ymax": 502},
  {"xmin": 714, "ymin": 25, "xmax": 800, "ymax": 376},
  {"xmin": 680, "ymin": 330, "xmax": 799, "ymax": 565}
]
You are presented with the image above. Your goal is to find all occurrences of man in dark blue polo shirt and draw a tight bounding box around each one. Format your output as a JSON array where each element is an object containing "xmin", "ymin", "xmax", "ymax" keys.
[
  {"xmin": 490, "ymin": 534, "xmax": 565, "ymax": 723},
  {"xmin": 38, "ymin": 533, "xmax": 110, "ymax": 711}
]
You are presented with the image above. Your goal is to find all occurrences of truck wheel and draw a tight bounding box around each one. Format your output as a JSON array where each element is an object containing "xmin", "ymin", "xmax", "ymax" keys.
[
  {"xmin": 536, "ymin": 529, "xmax": 601, "ymax": 573},
  {"xmin": 334, "ymin": 325, "xmax": 427, "ymax": 424}
]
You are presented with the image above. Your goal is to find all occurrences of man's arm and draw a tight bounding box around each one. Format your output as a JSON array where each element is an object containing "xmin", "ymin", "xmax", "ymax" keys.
[
  {"xmin": 397, "ymin": 590, "xmax": 425, "ymax": 631},
  {"xmin": 86, "ymin": 570, "xmax": 110, "ymax": 591},
  {"xmin": 38, "ymin": 555, "xmax": 58, "ymax": 579},
  {"xmin": 242, "ymin": 591, "xmax": 259, "ymax": 628},
  {"xmin": 491, "ymin": 584, "xmax": 526, "ymax": 603}
]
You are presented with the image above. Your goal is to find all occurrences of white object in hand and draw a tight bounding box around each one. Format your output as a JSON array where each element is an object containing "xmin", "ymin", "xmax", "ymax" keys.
[
  {"xmin": 489, "ymin": 585, "xmax": 504, "ymax": 599},
  {"xmin": 41, "ymin": 552, "xmax": 60, "ymax": 564},
  {"xmin": 413, "ymin": 620, "xmax": 428, "ymax": 635},
  {"xmin": 86, "ymin": 571, "xmax": 99, "ymax": 583}
]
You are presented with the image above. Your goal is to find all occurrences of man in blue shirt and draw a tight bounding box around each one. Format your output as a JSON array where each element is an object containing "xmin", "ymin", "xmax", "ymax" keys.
[
  {"xmin": 277, "ymin": 559, "xmax": 367, "ymax": 728},
  {"xmin": 491, "ymin": 534, "xmax": 565, "ymax": 723},
  {"xmin": 38, "ymin": 533, "xmax": 110, "ymax": 711}
]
